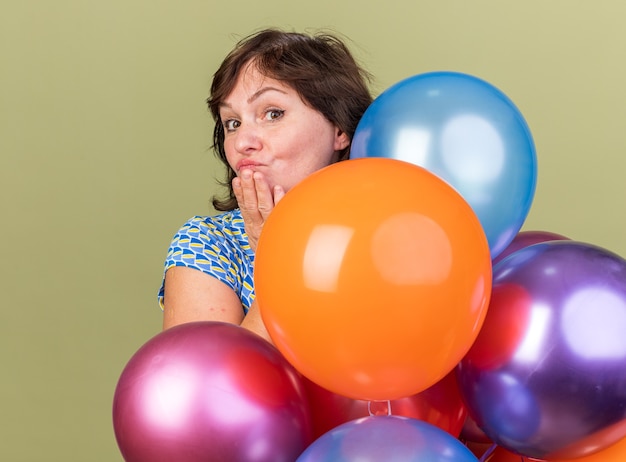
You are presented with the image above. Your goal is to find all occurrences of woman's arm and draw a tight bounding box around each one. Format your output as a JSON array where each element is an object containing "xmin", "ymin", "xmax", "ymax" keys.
[
  {"xmin": 162, "ymin": 266, "xmax": 271, "ymax": 342},
  {"xmin": 161, "ymin": 172, "xmax": 280, "ymax": 340}
]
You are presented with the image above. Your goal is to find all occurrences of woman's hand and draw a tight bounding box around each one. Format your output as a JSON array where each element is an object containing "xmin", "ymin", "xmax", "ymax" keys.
[{"xmin": 233, "ymin": 169, "xmax": 285, "ymax": 251}]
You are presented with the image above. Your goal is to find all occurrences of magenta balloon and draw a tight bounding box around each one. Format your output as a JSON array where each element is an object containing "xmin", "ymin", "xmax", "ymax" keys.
[
  {"xmin": 492, "ymin": 230, "xmax": 569, "ymax": 266},
  {"xmin": 113, "ymin": 322, "xmax": 313, "ymax": 462},
  {"xmin": 458, "ymin": 241, "xmax": 626, "ymax": 459}
]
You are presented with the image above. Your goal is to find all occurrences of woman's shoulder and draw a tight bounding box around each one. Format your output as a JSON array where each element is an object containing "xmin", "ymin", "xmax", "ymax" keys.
[
  {"xmin": 180, "ymin": 209, "xmax": 243, "ymax": 231},
  {"xmin": 175, "ymin": 209, "xmax": 247, "ymax": 244}
]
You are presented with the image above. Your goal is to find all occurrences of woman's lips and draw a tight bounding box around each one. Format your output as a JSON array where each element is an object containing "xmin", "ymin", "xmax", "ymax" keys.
[{"xmin": 236, "ymin": 161, "xmax": 263, "ymax": 172}]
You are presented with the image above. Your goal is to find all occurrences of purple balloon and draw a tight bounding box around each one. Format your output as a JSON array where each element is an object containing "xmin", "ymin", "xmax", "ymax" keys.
[
  {"xmin": 492, "ymin": 230, "xmax": 569, "ymax": 266},
  {"xmin": 113, "ymin": 322, "xmax": 313, "ymax": 462},
  {"xmin": 297, "ymin": 415, "xmax": 479, "ymax": 462},
  {"xmin": 458, "ymin": 241, "xmax": 626, "ymax": 460}
]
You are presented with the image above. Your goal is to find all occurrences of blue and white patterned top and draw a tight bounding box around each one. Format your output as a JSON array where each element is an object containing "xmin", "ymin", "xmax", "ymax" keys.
[{"xmin": 157, "ymin": 209, "xmax": 255, "ymax": 313}]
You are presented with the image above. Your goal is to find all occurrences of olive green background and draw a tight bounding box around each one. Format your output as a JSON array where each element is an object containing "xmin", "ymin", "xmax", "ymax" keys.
[{"xmin": 2, "ymin": 1, "xmax": 625, "ymax": 460}]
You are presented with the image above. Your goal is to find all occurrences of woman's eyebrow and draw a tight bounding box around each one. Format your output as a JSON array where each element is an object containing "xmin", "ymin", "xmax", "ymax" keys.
[
  {"xmin": 246, "ymin": 86, "xmax": 287, "ymax": 104},
  {"xmin": 220, "ymin": 86, "xmax": 288, "ymax": 112}
]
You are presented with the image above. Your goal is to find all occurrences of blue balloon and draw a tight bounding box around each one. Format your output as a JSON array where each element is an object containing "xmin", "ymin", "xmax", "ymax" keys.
[
  {"xmin": 351, "ymin": 71, "xmax": 537, "ymax": 259},
  {"xmin": 297, "ymin": 415, "xmax": 479, "ymax": 462}
]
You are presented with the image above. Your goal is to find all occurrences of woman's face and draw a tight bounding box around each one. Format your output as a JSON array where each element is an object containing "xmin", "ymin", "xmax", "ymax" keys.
[{"xmin": 219, "ymin": 63, "xmax": 349, "ymax": 193}]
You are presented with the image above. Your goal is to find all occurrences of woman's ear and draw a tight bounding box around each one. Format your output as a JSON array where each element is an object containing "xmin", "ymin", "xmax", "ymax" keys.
[{"xmin": 334, "ymin": 128, "xmax": 350, "ymax": 151}]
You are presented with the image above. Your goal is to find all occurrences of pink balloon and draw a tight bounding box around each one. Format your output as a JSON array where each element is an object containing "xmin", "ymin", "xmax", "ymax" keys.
[
  {"xmin": 113, "ymin": 322, "xmax": 313, "ymax": 462},
  {"xmin": 492, "ymin": 230, "xmax": 569, "ymax": 266}
]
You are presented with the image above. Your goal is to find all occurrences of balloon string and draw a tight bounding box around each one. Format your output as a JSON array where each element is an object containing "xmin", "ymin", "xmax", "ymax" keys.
[
  {"xmin": 478, "ymin": 443, "xmax": 497, "ymax": 462},
  {"xmin": 367, "ymin": 400, "xmax": 392, "ymax": 416}
]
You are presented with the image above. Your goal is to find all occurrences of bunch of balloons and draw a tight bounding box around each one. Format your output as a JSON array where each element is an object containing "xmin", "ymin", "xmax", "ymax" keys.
[{"xmin": 112, "ymin": 71, "xmax": 626, "ymax": 461}]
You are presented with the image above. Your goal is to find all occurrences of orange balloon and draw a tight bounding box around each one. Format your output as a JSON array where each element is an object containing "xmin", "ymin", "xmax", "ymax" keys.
[{"xmin": 255, "ymin": 158, "xmax": 492, "ymax": 400}]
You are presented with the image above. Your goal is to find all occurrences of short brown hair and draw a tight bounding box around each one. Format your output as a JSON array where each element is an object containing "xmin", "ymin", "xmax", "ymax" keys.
[{"xmin": 207, "ymin": 28, "xmax": 373, "ymax": 211}]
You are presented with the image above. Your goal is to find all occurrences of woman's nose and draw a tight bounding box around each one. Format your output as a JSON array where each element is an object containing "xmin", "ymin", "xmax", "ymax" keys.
[{"xmin": 233, "ymin": 122, "xmax": 262, "ymax": 154}]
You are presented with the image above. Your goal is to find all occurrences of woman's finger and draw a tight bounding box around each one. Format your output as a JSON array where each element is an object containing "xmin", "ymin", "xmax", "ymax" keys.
[
  {"xmin": 273, "ymin": 185, "xmax": 285, "ymax": 205},
  {"xmin": 253, "ymin": 172, "xmax": 274, "ymax": 219}
]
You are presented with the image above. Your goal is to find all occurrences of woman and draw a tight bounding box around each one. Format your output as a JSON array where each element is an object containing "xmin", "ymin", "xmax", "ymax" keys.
[{"xmin": 158, "ymin": 28, "xmax": 373, "ymax": 341}]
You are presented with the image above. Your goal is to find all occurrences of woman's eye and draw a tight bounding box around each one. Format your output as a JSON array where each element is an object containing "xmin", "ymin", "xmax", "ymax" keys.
[
  {"xmin": 264, "ymin": 109, "xmax": 285, "ymax": 121},
  {"xmin": 223, "ymin": 119, "xmax": 240, "ymax": 132}
]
